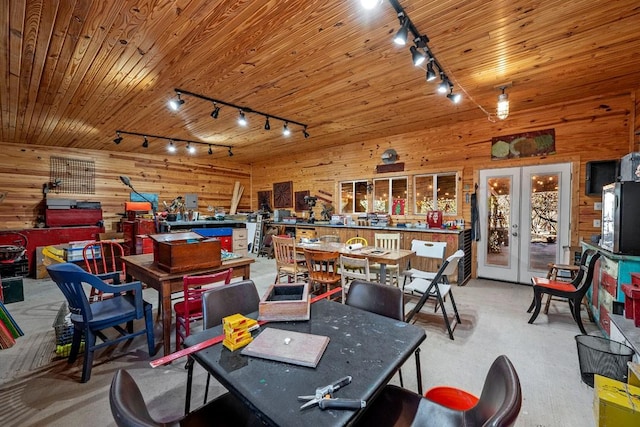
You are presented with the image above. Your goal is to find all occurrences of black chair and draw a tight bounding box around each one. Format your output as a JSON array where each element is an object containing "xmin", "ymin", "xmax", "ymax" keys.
[
  {"xmin": 46, "ymin": 263, "xmax": 155, "ymax": 383},
  {"xmin": 527, "ymin": 249, "xmax": 600, "ymax": 334},
  {"xmin": 354, "ymin": 355, "xmax": 522, "ymax": 427},
  {"xmin": 110, "ymin": 369, "xmax": 263, "ymax": 427},
  {"xmin": 185, "ymin": 279, "xmax": 261, "ymax": 413},
  {"xmin": 345, "ymin": 279, "xmax": 423, "ymax": 394}
]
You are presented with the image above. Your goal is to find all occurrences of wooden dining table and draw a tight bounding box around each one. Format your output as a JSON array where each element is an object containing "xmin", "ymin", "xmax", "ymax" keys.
[
  {"xmin": 121, "ymin": 253, "xmax": 255, "ymax": 356},
  {"xmin": 297, "ymin": 241, "xmax": 414, "ymax": 284}
]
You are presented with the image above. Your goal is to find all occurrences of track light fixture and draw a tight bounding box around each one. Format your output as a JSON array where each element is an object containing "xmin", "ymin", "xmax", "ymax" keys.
[
  {"xmin": 372, "ymin": 0, "xmax": 462, "ymax": 105},
  {"xmin": 437, "ymin": 75, "xmax": 450, "ymax": 94},
  {"xmin": 171, "ymin": 88, "xmax": 309, "ymax": 139},
  {"xmin": 168, "ymin": 92, "xmax": 184, "ymax": 111},
  {"xmin": 113, "ymin": 132, "xmax": 123, "ymax": 144},
  {"xmin": 496, "ymin": 86, "xmax": 510, "ymax": 120},
  {"xmin": 361, "ymin": 0, "xmax": 383, "ymax": 9},
  {"xmin": 426, "ymin": 62, "xmax": 436, "ymax": 81},
  {"xmin": 113, "ymin": 130, "xmax": 233, "ymax": 156},
  {"xmin": 283, "ymin": 122, "xmax": 291, "ymax": 136},
  {"xmin": 393, "ymin": 13, "xmax": 409, "ymax": 45},
  {"xmin": 228, "ymin": 147, "xmax": 234, "ymax": 157},
  {"xmin": 237, "ymin": 110, "xmax": 247, "ymax": 126},
  {"xmin": 211, "ymin": 103, "xmax": 220, "ymax": 118},
  {"xmin": 303, "ymin": 126, "xmax": 310, "ymax": 139},
  {"xmin": 447, "ymin": 89, "xmax": 461, "ymax": 104}
]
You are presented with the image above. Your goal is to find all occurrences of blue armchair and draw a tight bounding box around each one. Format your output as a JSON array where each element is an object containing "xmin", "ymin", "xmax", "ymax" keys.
[{"xmin": 47, "ymin": 263, "xmax": 156, "ymax": 382}]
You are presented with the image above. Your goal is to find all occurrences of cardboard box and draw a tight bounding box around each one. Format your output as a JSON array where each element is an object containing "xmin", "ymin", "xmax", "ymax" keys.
[
  {"xmin": 594, "ymin": 375, "xmax": 640, "ymax": 426},
  {"xmin": 149, "ymin": 232, "xmax": 221, "ymax": 273},
  {"xmin": 259, "ymin": 283, "xmax": 310, "ymax": 321}
]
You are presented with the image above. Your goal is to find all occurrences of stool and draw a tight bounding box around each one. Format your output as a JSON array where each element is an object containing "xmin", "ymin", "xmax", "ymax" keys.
[
  {"xmin": 543, "ymin": 263, "xmax": 593, "ymax": 321},
  {"xmin": 424, "ymin": 386, "xmax": 479, "ymax": 411}
]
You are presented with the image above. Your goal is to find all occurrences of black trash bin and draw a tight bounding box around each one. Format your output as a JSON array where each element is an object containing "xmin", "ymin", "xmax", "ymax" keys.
[{"xmin": 575, "ymin": 334, "xmax": 635, "ymax": 387}]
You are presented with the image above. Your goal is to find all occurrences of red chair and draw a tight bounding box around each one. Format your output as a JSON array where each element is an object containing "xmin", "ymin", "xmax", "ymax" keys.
[
  {"xmin": 174, "ymin": 269, "xmax": 233, "ymax": 352},
  {"xmin": 83, "ymin": 241, "xmax": 126, "ymax": 302}
]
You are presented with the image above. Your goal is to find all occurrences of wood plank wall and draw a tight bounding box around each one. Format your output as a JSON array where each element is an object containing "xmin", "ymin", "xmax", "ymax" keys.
[
  {"xmin": 1, "ymin": 91, "xmax": 636, "ymax": 247},
  {"xmin": 252, "ymin": 92, "xmax": 635, "ymax": 247},
  {"xmin": 0, "ymin": 144, "xmax": 251, "ymax": 231}
]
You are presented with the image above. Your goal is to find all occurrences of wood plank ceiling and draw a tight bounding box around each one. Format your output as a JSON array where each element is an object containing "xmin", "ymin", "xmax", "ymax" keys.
[{"xmin": 2, "ymin": 0, "xmax": 639, "ymax": 163}]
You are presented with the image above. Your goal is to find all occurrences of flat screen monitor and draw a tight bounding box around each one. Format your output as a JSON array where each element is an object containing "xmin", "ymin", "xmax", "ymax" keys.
[{"xmin": 585, "ymin": 160, "xmax": 618, "ymax": 196}]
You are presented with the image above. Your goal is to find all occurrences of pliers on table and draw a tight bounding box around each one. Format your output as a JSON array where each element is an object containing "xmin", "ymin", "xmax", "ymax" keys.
[{"xmin": 298, "ymin": 375, "xmax": 366, "ymax": 410}]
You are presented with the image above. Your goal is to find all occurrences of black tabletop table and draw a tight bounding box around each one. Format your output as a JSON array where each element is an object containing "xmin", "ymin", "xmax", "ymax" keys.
[{"xmin": 184, "ymin": 299, "xmax": 426, "ymax": 427}]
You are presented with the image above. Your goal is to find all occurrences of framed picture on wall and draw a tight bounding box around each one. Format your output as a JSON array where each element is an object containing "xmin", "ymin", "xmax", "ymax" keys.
[
  {"xmin": 273, "ymin": 181, "xmax": 293, "ymax": 209},
  {"xmin": 295, "ymin": 190, "xmax": 310, "ymax": 212},
  {"xmin": 257, "ymin": 190, "xmax": 272, "ymax": 211}
]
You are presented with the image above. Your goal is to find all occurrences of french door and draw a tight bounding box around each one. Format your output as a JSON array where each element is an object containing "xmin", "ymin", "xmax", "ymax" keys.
[{"xmin": 477, "ymin": 163, "xmax": 571, "ymax": 284}]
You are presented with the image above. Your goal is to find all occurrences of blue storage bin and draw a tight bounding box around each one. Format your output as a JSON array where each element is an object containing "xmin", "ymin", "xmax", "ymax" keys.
[{"xmin": 193, "ymin": 227, "xmax": 233, "ymax": 237}]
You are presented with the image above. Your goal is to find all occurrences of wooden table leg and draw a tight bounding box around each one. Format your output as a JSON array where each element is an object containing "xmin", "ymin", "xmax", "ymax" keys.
[{"xmin": 160, "ymin": 279, "xmax": 172, "ymax": 357}]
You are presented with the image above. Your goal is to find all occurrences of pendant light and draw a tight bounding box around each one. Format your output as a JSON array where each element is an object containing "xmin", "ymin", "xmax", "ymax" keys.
[{"xmin": 497, "ymin": 87, "xmax": 510, "ymax": 120}]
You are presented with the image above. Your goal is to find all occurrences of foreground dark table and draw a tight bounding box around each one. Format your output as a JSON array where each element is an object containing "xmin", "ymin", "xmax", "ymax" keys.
[{"xmin": 184, "ymin": 299, "xmax": 426, "ymax": 426}]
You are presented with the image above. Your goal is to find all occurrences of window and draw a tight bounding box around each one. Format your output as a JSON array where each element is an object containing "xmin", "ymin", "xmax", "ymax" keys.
[
  {"xmin": 414, "ymin": 173, "xmax": 458, "ymax": 215},
  {"xmin": 340, "ymin": 181, "xmax": 369, "ymax": 213},
  {"xmin": 373, "ymin": 177, "xmax": 408, "ymax": 214}
]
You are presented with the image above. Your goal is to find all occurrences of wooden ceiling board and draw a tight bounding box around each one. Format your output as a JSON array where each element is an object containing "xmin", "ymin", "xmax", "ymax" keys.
[{"xmin": 2, "ymin": 0, "xmax": 640, "ymax": 162}]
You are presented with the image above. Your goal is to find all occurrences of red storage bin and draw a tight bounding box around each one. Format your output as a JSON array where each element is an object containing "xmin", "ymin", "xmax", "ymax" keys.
[
  {"xmin": 218, "ymin": 236, "xmax": 232, "ymax": 252},
  {"xmin": 622, "ymin": 283, "xmax": 640, "ymax": 327}
]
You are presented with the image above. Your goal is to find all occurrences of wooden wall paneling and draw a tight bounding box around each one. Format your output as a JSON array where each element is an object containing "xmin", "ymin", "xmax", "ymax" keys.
[
  {"xmin": 0, "ymin": 142, "xmax": 251, "ymax": 231},
  {"xmin": 252, "ymin": 93, "xmax": 633, "ymax": 251}
]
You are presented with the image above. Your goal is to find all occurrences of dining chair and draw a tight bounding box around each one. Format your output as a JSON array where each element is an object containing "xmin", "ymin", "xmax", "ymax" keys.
[
  {"xmin": 345, "ymin": 236, "xmax": 368, "ymax": 247},
  {"xmin": 304, "ymin": 248, "xmax": 341, "ymax": 298},
  {"xmin": 527, "ymin": 249, "xmax": 600, "ymax": 334},
  {"xmin": 371, "ymin": 233, "xmax": 401, "ymax": 286},
  {"xmin": 353, "ymin": 355, "xmax": 522, "ymax": 427},
  {"xmin": 272, "ymin": 235, "xmax": 308, "ymax": 283},
  {"xmin": 346, "ymin": 279, "xmax": 423, "ymax": 394},
  {"xmin": 46, "ymin": 263, "xmax": 156, "ymax": 382},
  {"xmin": 83, "ymin": 240, "xmax": 126, "ymax": 302},
  {"xmin": 174, "ymin": 268, "xmax": 233, "ymax": 352},
  {"xmin": 405, "ymin": 250, "xmax": 465, "ymax": 340},
  {"xmin": 339, "ymin": 254, "xmax": 370, "ymax": 302},
  {"xmin": 402, "ymin": 240, "xmax": 447, "ymax": 286},
  {"xmin": 110, "ymin": 369, "xmax": 262, "ymax": 427},
  {"xmin": 184, "ymin": 279, "xmax": 261, "ymax": 413}
]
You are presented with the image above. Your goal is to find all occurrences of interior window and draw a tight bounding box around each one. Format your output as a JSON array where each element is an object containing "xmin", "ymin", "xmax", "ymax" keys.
[
  {"xmin": 340, "ymin": 181, "xmax": 369, "ymax": 213},
  {"xmin": 414, "ymin": 173, "xmax": 457, "ymax": 215},
  {"xmin": 373, "ymin": 177, "xmax": 408, "ymax": 214}
]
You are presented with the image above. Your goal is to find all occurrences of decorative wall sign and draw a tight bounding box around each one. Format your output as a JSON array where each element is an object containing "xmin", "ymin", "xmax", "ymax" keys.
[
  {"xmin": 392, "ymin": 199, "xmax": 405, "ymax": 215},
  {"xmin": 273, "ymin": 181, "xmax": 293, "ymax": 208},
  {"xmin": 491, "ymin": 128, "xmax": 555, "ymax": 160},
  {"xmin": 257, "ymin": 190, "xmax": 272, "ymax": 211},
  {"xmin": 295, "ymin": 190, "xmax": 310, "ymax": 212}
]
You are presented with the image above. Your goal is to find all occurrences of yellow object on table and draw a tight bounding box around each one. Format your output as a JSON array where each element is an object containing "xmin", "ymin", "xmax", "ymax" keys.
[
  {"xmin": 594, "ymin": 374, "xmax": 640, "ymax": 426},
  {"xmin": 222, "ymin": 313, "xmax": 257, "ymax": 351}
]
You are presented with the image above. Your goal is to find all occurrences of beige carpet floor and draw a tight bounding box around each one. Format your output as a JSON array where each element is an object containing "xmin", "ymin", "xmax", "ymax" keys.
[{"xmin": 0, "ymin": 254, "xmax": 598, "ymax": 426}]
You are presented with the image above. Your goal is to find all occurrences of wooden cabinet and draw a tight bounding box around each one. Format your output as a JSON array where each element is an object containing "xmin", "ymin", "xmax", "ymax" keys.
[
  {"xmin": 232, "ymin": 228, "xmax": 248, "ymax": 257},
  {"xmin": 583, "ymin": 241, "xmax": 640, "ymax": 336}
]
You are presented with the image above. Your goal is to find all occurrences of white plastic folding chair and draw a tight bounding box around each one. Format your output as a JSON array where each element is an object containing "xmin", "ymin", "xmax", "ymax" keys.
[
  {"xmin": 404, "ymin": 249, "xmax": 464, "ymax": 340},
  {"xmin": 402, "ymin": 240, "xmax": 447, "ymax": 287}
]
